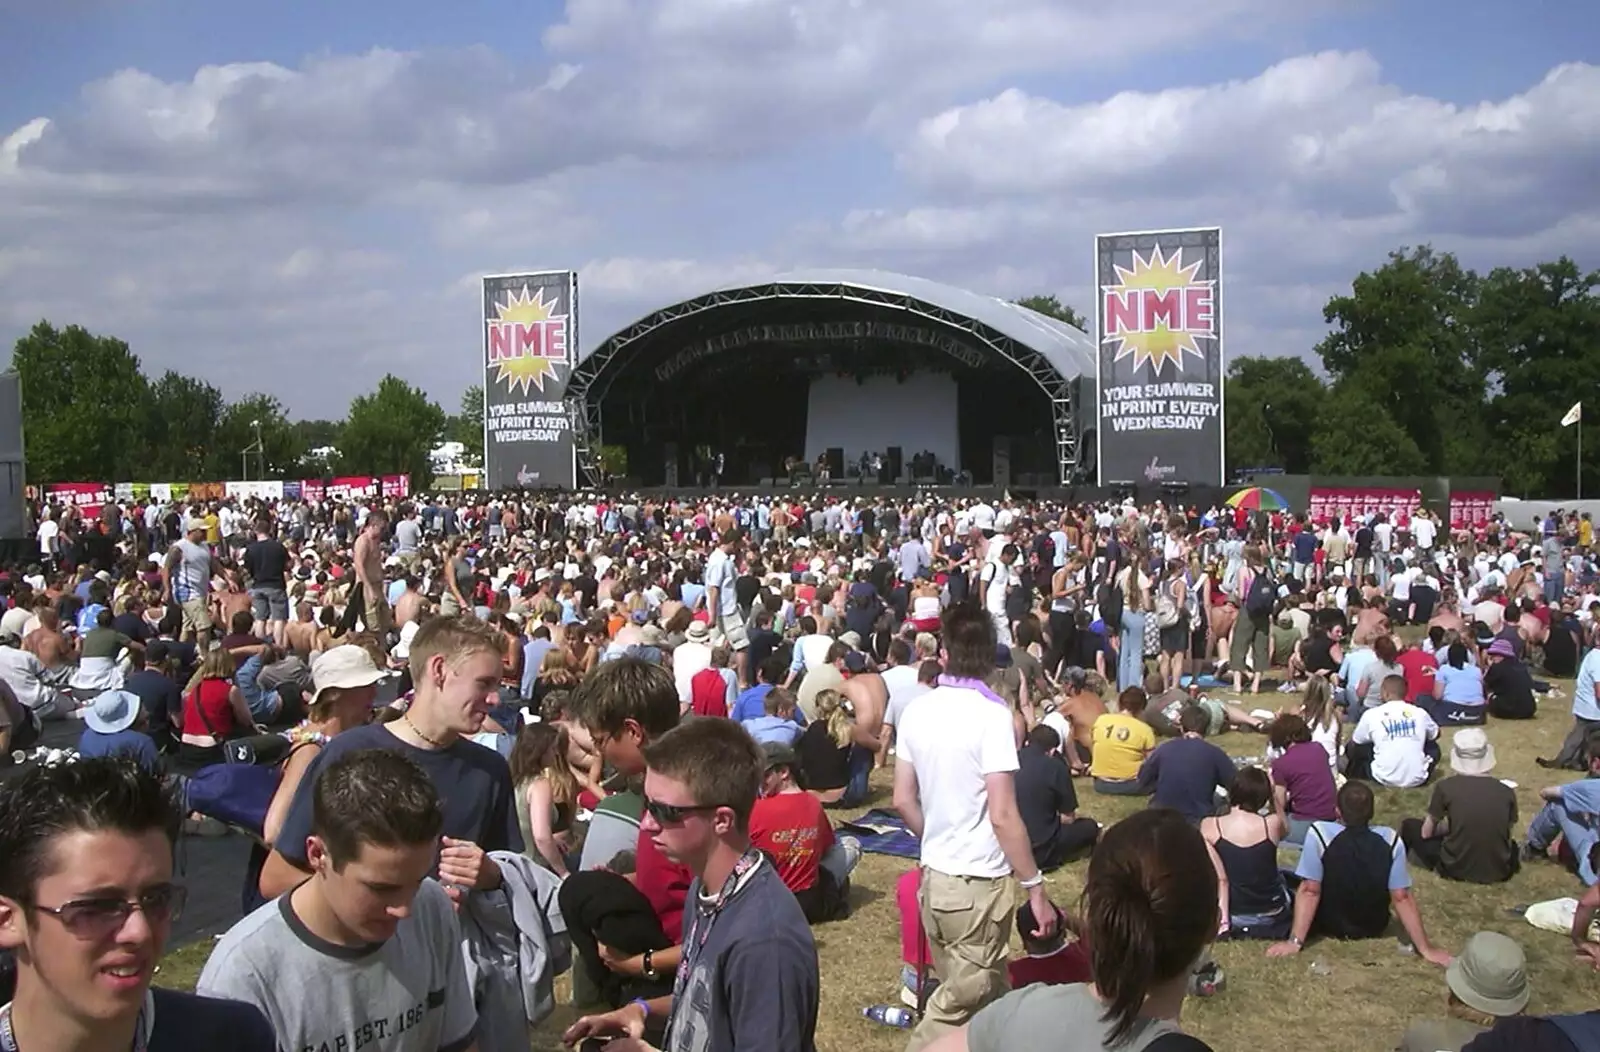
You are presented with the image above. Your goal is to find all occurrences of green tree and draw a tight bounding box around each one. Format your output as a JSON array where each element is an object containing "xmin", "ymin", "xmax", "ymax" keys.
[
  {"xmin": 209, "ymin": 395, "xmax": 304, "ymax": 480},
  {"xmin": 1474, "ymin": 258, "xmax": 1600, "ymax": 497},
  {"xmin": 1309, "ymin": 383, "xmax": 1428, "ymax": 476},
  {"xmin": 1315, "ymin": 246, "xmax": 1485, "ymax": 475},
  {"xmin": 338, "ymin": 375, "xmax": 445, "ymax": 486},
  {"xmin": 1224, "ymin": 357, "xmax": 1326, "ymax": 473},
  {"xmin": 1014, "ymin": 294, "xmax": 1087, "ymax": 330},
  {"xmin": 448, "ymin": 384, "xmax": 484, "ymax": 463},
  {"xmin": 12, "ymin": 322, "xmax": 152, "ymax": 483},
  {"xmin": 145, "ymin": 370, "xmax": 224, "ymax": 480}
]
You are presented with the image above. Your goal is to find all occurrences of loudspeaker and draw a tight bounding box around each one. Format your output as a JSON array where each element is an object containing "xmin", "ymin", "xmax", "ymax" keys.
[
  {"xmin": 0, "ymin": 373, "xmax": 24, "ymax": 541},
  {"xmin": 992, "ymin": 436, "xmax": 1011, "ymax": 489},
  {"xmin": 887, "ymin": 446, "xmax": 903, "ymax": 482},
  {"xmin": 826, "ymin": 447, "xmax": 844, "ymax": 478},
  {"xmin": 663, "ymin": 443, "xmax": 679, "ymax": 488}
]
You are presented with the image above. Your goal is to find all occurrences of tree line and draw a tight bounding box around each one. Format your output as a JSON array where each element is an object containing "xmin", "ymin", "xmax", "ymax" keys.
[
  {"xmin": 9, "ymin": 321, "xmax": 484, "ymax": 488},
  {"xmin": 11, "ymin": 246, "xmax": 1597, "ymax": 495}
]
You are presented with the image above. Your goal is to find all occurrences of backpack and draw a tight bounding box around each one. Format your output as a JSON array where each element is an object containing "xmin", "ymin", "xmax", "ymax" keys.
[
  {"xmin": 1097, "ymin": 580, "xmax": 1124, "ymax": 630},
  {"xmin": 1244, "ymin": 569, "xmax": 1277, "ymax": 617},
  {"xmin": 1154, "ymin": 591, "xmax": 1181, "ymax": 629},
  {"xmin": 1313, "ymin": 824, "xmax": 1394, "ymax": 940}
]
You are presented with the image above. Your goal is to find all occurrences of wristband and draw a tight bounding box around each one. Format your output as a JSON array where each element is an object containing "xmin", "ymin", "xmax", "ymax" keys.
[
  {"xmin": 628, "ymin": 997, "xmax": 651, "ymax": 1020},
  {"xmin": 1018, "ymin": 872, "xmax": 1045, "ymax": 890}
]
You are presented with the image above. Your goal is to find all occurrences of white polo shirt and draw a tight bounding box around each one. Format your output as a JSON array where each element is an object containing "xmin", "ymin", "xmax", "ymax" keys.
[{"xmin": 896, "ymin": 683, "xmax": 1019, "ymax": 879}]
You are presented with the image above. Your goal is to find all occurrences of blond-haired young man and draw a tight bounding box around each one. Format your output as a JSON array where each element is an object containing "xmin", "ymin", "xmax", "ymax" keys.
[{"xmin": 258, "ymin": 615, "xmax": 522, "ymax": 900}]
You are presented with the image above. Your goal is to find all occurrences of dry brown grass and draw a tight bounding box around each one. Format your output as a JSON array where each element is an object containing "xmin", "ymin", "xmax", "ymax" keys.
[{"xmin": 158, "ymin": 683, "xmax": 1600, "ymax": 1052}]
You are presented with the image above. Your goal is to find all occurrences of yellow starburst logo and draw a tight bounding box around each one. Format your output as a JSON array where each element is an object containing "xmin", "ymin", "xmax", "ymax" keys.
[
  {"xmin": 1101, "ymin": 243, "xmax": 1216, "ymax": 375},
  {"xmin": 486, "ymin": 284, "xmax": 570, "ymax": 395}
]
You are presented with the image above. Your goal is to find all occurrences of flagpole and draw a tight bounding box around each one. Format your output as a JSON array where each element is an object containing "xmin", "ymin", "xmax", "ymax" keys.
[{"xmin": 1580, "ymin": 408, "xmax": 1584, "ymax": 501}]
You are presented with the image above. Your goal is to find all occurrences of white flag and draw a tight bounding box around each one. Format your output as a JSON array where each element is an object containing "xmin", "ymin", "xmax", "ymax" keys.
[{"xmin": 1563, "ymin": 402, "xmax": 1582, "ymax": 427}]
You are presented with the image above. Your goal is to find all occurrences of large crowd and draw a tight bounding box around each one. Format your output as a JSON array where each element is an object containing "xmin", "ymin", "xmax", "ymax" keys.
[{"xmin": 1, "ymin": 489, "xmax": 1599, "ymax": 1052}]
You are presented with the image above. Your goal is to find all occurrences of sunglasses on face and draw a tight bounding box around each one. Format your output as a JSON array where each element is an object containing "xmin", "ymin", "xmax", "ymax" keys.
[
  {"xmin": 32, "ymin": 884, "xmax": 187, "ymax": 940},
  {"xmin": 643, "ymin": 797, "xmax": 726, "ymax": 825}
]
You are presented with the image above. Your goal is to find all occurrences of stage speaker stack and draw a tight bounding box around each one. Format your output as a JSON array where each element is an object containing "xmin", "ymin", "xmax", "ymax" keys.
[
  {"xmin": 0, "ymin": 373, "xmax": 24, "ymax": 542},
  {"xmin": 664, "ymin": 443, "xmax": 679, "ymax": 488},
  {"xmin": 887, "ymin": 446, "xmax": 903, "ymax": 483},
  {"xmin": 826, "ymin": 447, "xmax": 844, "ymax": 480},
  {"xmin": 992, "ymin": 436, "xmax": 1011, "ymax": 489}
]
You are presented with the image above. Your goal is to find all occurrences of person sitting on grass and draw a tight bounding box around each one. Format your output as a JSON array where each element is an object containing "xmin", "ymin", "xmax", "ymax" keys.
[
  {"xmin": 1005, "ymin": 902, "xmax": 1090, "ymax": 989},
  {"xmin": 1397, "ymin": 931, "xmax": 1530, "ymax": 1052},
  {"xmin": 750, "ymin": 742, "xmax": 861, "ymax": 924},
  {"xmin": 1268, "ymin": 714, "xmax": 1338, "ymax": 846},
  {"xmin": 1266, "ymin": 780, "xmax": 1453, "ymax": 966},
  {"xmin": 1089, "ymin": 687, "xmax": 1156, "ymax": 797},
  {"xmin": 1399, "ymin": 728, "xmax": 1519, "ymax": 885},
  {"xmin": 1346, "ymin": 674, "xmax": 1440, "ymax": 789},
  {"xmin": 1135, "ymin": 705, "xmax": 1236, "ymax": 823},
  {"xmin": 1522, "ymin": 728, "xmax": 1600, "ymax": 888},
  {"xmin": 742, "ymin": 685, "xmax": 804, "ymax": 747},
  {"xmin": 1202, "ymin": 766, "xmax": 1291, "ymax": 940},
  {"xmin": 1014, "ymin": 723, "xmax": 1101, "ymax": 872}
]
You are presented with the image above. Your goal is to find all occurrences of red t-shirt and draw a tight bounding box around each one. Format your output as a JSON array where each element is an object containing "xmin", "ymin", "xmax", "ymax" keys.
[
  {"xmin": 634, "ymin": 827, "xmax": 693, "ymax": 939},
  {"xmin": 1397, "ymin": 648, "xmax": 1438, "ymax": 703},
  {"xmin": 749, "ymin": 791, "xmax": 836, "ymax": 894},
  {"xmin": 1007, "ymin": 943, "xmax": 1092, "ymax": 989},
  {"xmin": 183, "ymin": 678, "xmax": 238, "ymax": 738},
  {"xmin": 689, "ymin": 668, "xmax": 729, "ymax": 719}
]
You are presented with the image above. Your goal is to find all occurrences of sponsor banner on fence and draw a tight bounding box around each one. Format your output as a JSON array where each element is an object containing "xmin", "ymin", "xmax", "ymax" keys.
[
  {"xmin": 301, "ymin": 479, "xmax": 325, "ymax": 503},
  {"xmin": 380, "ymin": 474, "xmax": 411, "ymax": 499},
  {"xmin": 224, "ymin": 481, "xmax": 285, "ymax": 502},
  {"xmin": 326, "ymin": 476, "xmax": 377, "ymax": 501},
  {"xmin": 1449, "ymin": 491, "xmax": 1496, "ymax": 529},
  {"xmin": 1308, "ymin": 486, "xmax": 1422, "ymax": 524},
  {"xmin": 1095, "ymin": 227, "xmax": 1224, "ymax": 486},
  {"xmin": 282, "ymin": 480, "xmax": 302, "ymax": 501},
  {"xmin": 482, "ymin": 271, "xmax": 578, "ymax": 490},
  {"xmin": 45, "ymin": 482, "xmax": 112, "ymax": 514}
]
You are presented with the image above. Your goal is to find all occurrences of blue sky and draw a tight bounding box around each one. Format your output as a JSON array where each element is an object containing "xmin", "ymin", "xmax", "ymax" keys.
[{"xmin": 2, "ymin": 0, "xmax": 1596, "ymax": 417}]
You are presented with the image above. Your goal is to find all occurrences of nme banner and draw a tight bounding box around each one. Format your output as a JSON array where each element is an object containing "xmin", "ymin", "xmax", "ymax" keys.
[
  {"xmin": 1095, "ymin": 227, "xmax": 1224, "ymax": 486},
  {"xmin": 1309, "ymin": 487, "xmax": 1421, "ymax": 525},
  {"xmin": 482, "ymin": 271, "xmax": 577, "ymax": 490},
  {"xmin": 45, "ymin": 482, "xmax": 111, "ymax": 514}
]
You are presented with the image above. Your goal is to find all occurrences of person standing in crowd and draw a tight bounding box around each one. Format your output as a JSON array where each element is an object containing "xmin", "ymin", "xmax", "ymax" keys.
[
  {"xmin": 893, "ymin": 601, "xmax": 1058, "ymax": 1051},
  {"xmin": 0, "ymin": 757, "xmax": 277, "ymax": 1051},
  {"xmin": 199, "ymin": 750, "xmax": 478, "ymax": 1052},
  {"xmin": 161, "ymin": 518, "xmax": 222, "ymax": 643},
  {"xmin": 924, "ymin": 810, "xmax": 1219, "ymax": 1052},
  {"xmin": 563, "ymin": 718, "xmax": 820, "ymax": 1052},
  {"xmin": 243, "ymin": 518, "xmax": 291, "ymax": 650},
  {"xmin": 258, "ymin": 615, "xmax": 521, "ymax": 900}
]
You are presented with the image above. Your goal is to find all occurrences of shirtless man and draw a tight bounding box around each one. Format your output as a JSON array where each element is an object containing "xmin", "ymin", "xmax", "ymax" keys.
[
  {"xmin": 23, "ymin": 607, "xmax": 75, "ymax": 673},
  {"xmin": 212, "ymin": 569, "xmax": 252, "ymax": 635},
  {"xmin": 837, "ymin": 651, "xmax": 888, "ymax": 788},
  {"xmin": 1209, "ymin": 596, "xmax": 1238, "ymax": 671},
  {"xmin": 1051, "ymin": 667, "xmax": 1107, "ymax": 773},
  {"xmin": 285, "ymin": 601, "xmax": 318, "ymax": 656},
  {"xmin": 1428, "ymin": 588, "xmax": 1466, "ymax": 635},
  {"xmin": 349, "ymin": 509, "xmax": 392, "ymax": 635},
  {"xmin": 393, "ymin": 575, "xmax": 426, "ymax": 627},
  {"xmin": 1353, "ymin": 597, "xmax": 1390, "ymax": 645}
]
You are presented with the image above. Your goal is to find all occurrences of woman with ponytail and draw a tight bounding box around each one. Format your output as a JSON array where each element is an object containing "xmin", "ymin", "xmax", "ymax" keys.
[{"xmin": 927, "ymin": 809, "xmax": 1219, "ymax": 1052}]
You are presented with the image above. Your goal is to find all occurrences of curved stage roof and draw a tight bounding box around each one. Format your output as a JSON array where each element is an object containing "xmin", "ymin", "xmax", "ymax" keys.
[{"xmin": 575, "ymin": 267, "xmax": 1098, "ymax": 382}]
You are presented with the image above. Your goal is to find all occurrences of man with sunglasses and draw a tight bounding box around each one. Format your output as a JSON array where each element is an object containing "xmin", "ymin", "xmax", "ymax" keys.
[
  {"xmin": 0, "ymin": 757, "xmax": 275, "ymax": 1052},
  {"xmin": 564, "ymin": 718, "xmax": 819, "ymax": 1052}
]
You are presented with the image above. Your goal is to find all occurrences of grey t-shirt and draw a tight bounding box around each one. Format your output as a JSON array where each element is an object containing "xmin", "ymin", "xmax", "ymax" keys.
[
  {"xmin": 170, "ymin": 539, "xmax": 212, "ymax": 602},
  {"xmin": 967, "ymin": 983, "xmax": 1184, "ymax": 1052},
  {"xmin": 666, "ymin": 859, "xmax": 819, "ymax": 1052},
  {"xmin": 197, "ymin": 880, "xmax": 476, "ymax": 1052},
  {"xmin": 395, "ymin": 518, "xmax": 423, "ymax": 554}
]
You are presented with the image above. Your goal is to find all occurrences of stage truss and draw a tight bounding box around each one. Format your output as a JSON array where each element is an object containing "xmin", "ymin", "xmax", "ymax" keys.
[{"xmin": 566, "ymin": 280, "xmax": 1083, "ymax": 488}]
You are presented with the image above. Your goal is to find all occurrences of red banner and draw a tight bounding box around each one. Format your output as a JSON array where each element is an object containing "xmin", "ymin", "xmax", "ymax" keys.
[
  {"xmin": 44, "ymin": 482, "xmax": 112, "ymax": 514},
  {"xmin": 1449, "ymin": 491, "xmax": 1496, "ymax": 529},
  {"xmin": 326, "ymin": 476, "xmax": 377, "ymax": 502},
  {"xmin": 381, "ymin": 474, "xmax": 411, "ymax": 499},
  {"xmin": 300, "ymin": 479, "xmax": 325, "ymax": 502},
  {"xmin": 1308, "ymin": 486, "xmax": 1422, "ymax": 525}
]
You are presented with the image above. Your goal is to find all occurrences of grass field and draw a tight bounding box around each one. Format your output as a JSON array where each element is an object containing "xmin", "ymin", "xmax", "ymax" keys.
[{"xmin": 155, "ymin": 683, "xmax": 1600, "ymax": 1052}]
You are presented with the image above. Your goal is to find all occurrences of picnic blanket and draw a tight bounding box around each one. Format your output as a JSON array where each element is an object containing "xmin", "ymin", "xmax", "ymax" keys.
[
  {"xmin": 837, "ymin": 808, "xmax": 921, "ymax": 859},
  {"xmin": 1179, "ymin": 674, "xmax": 1227, "ymax": 689}
]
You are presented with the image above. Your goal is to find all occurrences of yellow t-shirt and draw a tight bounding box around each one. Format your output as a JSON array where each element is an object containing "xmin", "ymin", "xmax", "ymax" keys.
[
  {"xmin": 204, "ymin": 513, "xmax": 221, "ymax": 545},
  {"xmin": 1582, "ymin": 519, "xmax": 1593, "ymax": 548},
  {"xmin": 1090, "ymin": 711, "xmax": 1156, "ymax": 781}
]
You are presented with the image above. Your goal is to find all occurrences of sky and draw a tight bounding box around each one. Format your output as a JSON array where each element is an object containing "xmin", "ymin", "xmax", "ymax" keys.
[{"xmin": 1, "ymin": 0, "xmax": 1597, "ymax": 418}]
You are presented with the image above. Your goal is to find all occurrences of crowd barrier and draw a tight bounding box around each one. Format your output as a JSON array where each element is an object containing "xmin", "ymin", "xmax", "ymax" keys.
[{"xmin": 31, "ymin": 475, "xmax": 411, "ymax": 514}]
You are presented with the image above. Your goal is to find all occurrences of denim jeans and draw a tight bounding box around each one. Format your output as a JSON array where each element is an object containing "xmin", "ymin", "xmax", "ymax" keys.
[
  {"xmin": 840, "ymin": 745, "xmax": 874, "ymax": 808},
  {"xmin": 1527, "ymin": 778, "xmax": 1600, "ymax": 886}
]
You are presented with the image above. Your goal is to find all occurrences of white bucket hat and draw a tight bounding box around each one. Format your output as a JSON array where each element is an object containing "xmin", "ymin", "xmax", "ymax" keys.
[
  {"xmin": 1449, "ymin": 727, "xmax": 1497, "ymax": 776},
  {"xmin": 310, "ymin": 645, "xmax": 385, "ymax": 708}
]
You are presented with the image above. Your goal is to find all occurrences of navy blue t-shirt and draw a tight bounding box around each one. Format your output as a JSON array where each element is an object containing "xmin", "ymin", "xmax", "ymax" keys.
[
  {"xmin": 1137, "ymin": 736, "xmax": 1236, "ymax": 822},
  {"xmin": 125, "ymin": 668, "xmax": 183, "ymax": 726},
  {"xmin": 150, "ymin": 987, "xmax": 276, "ymax": 1052},
  {"xmin": 1293, "ymin": 531, "xmax": 1319, "ymax": 563},
  {"xmin": 272, "ymin": 723, "xmax": 524, "ymax": 869}
]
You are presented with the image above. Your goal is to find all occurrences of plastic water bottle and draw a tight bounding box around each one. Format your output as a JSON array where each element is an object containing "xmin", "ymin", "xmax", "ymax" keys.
[{"xmin": 863, "ymin": 1004, "xmax": 915, "ymax": 1028}]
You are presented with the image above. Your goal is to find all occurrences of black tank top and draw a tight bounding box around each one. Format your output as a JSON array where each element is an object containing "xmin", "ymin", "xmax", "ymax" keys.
[{"xmin": 1213, "ymin": 816, "xmax": 1287, "ymax": 915}]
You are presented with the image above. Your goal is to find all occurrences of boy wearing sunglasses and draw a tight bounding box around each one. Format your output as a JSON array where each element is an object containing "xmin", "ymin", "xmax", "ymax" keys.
[
  {"xmin": 199, "ymin": 749, "xmax": 478, "ymax": 1052},
  {"xmin": 0, "ymin": 757, "xmax": 276, "ymax": 1052},
  {"xmin": 564, "ymin": 718, "xmax": 820, "ymax": 1052}
]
